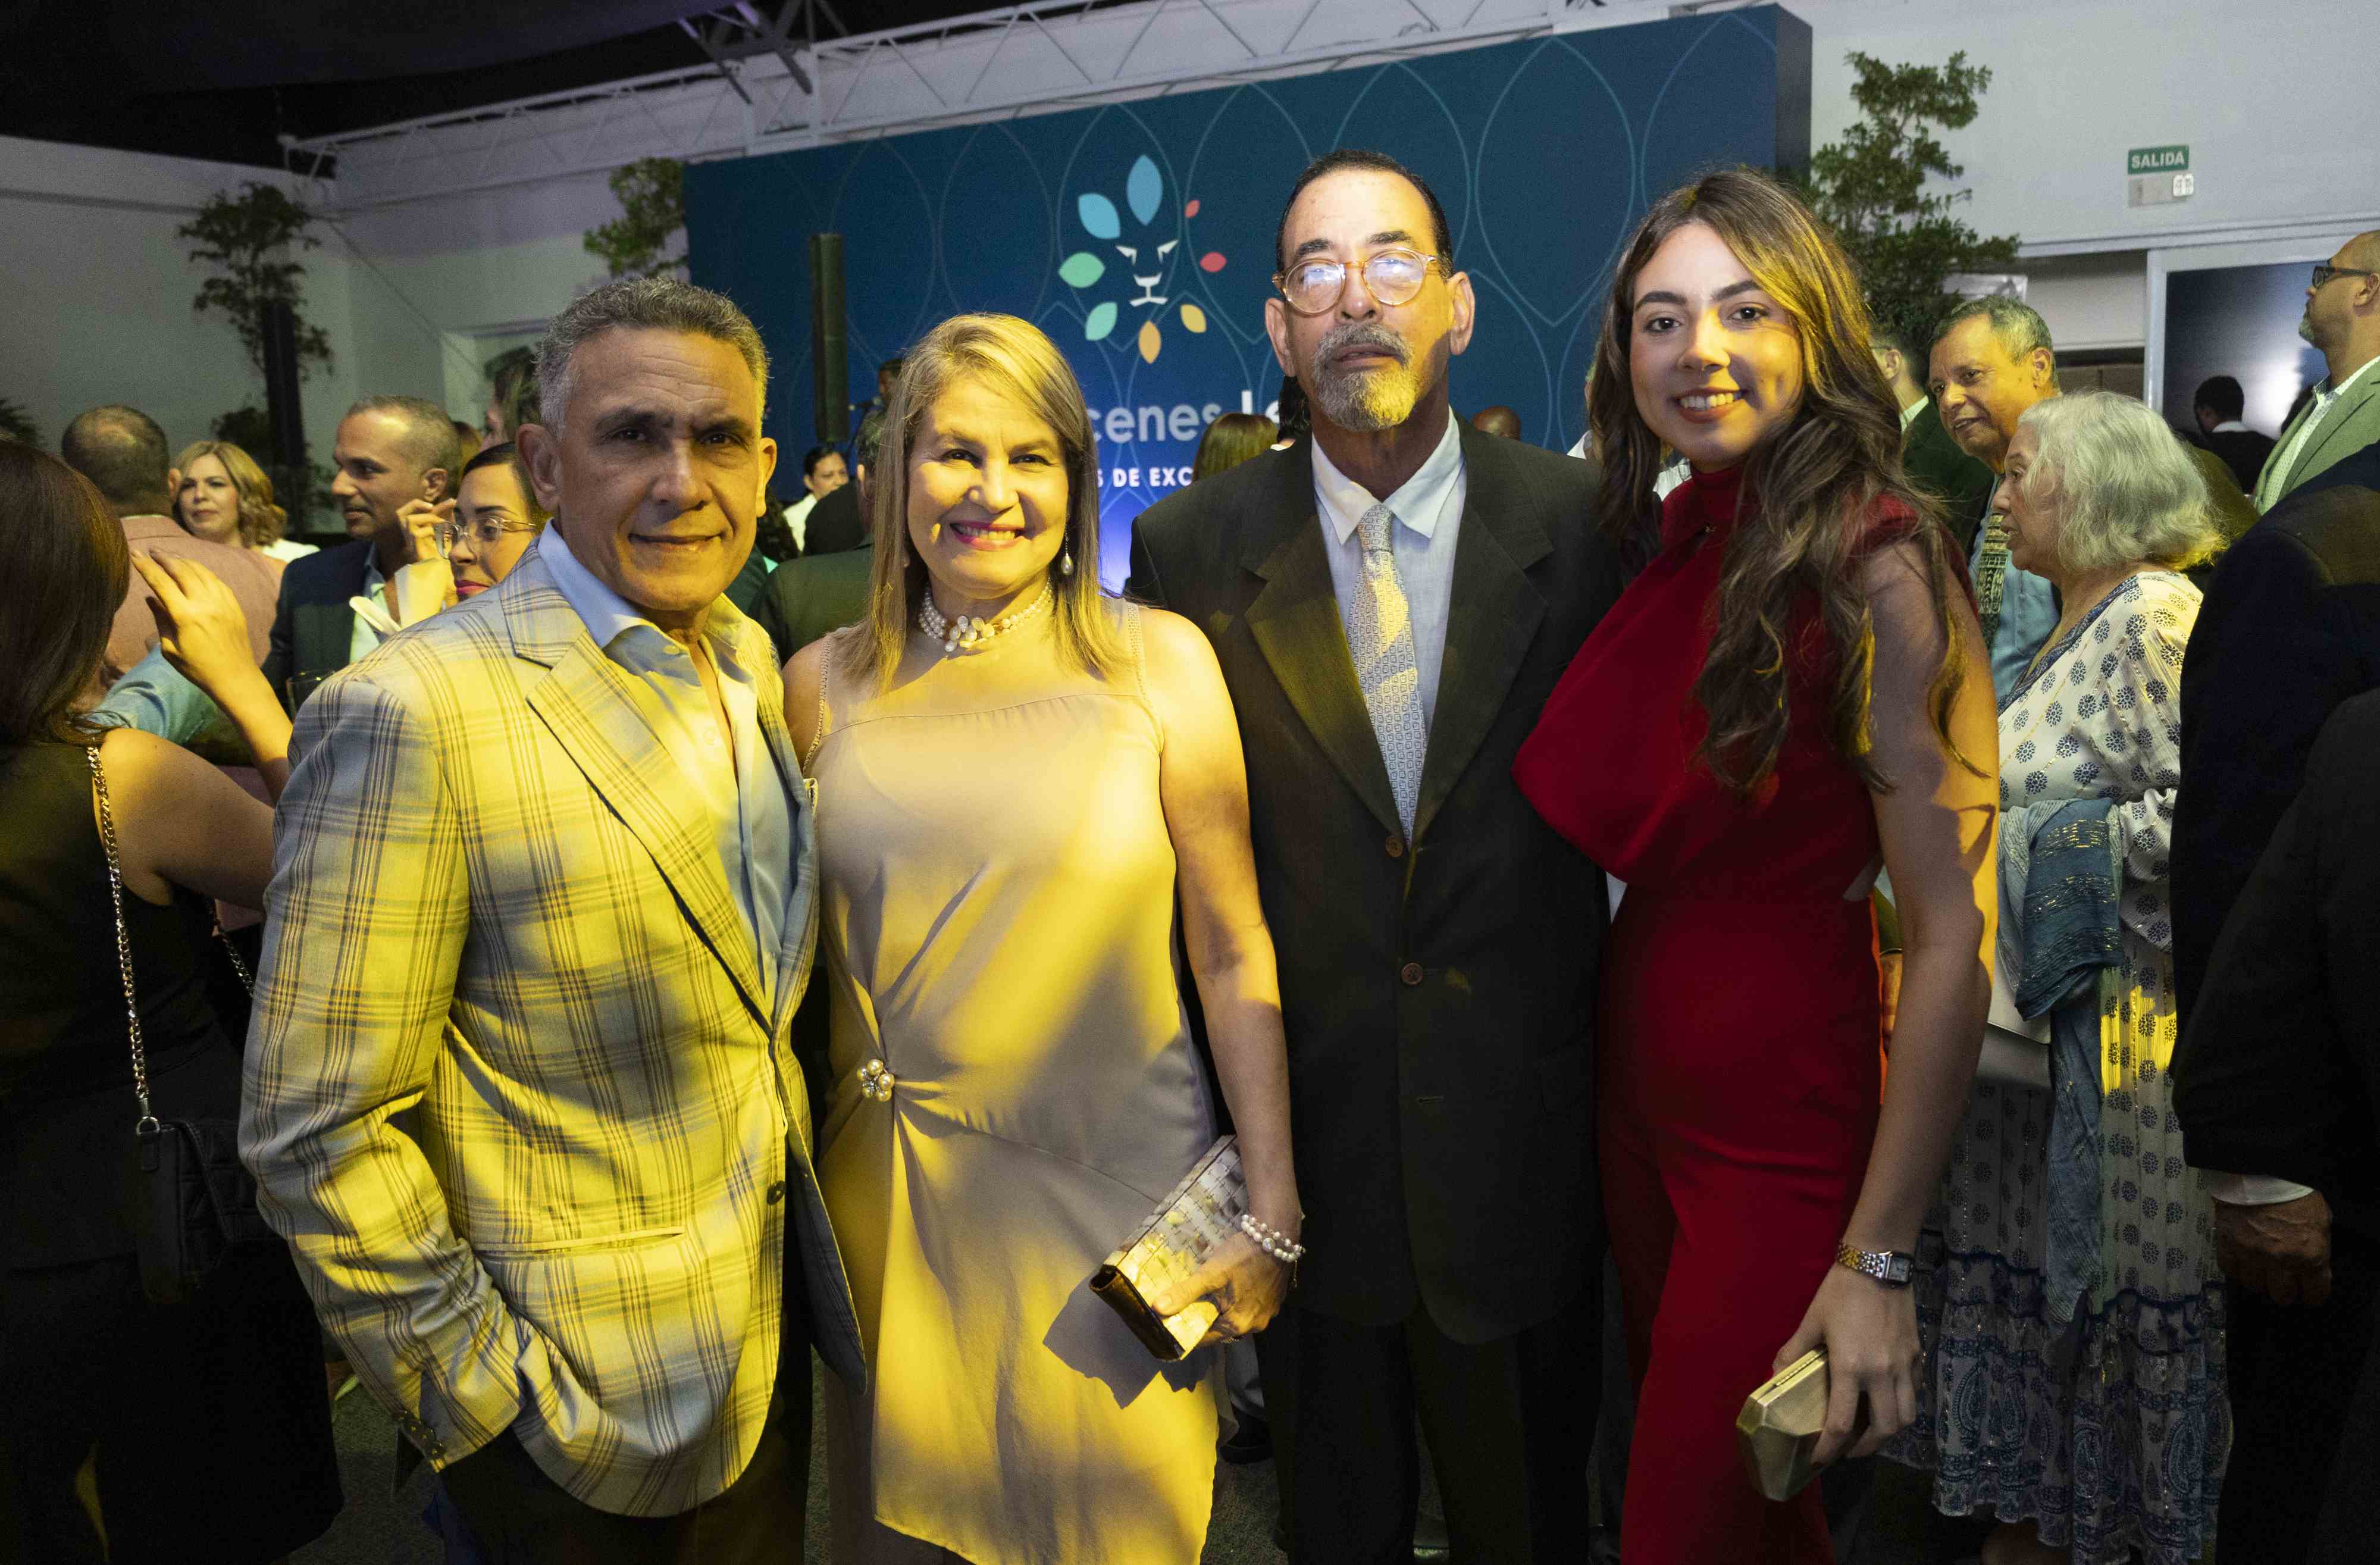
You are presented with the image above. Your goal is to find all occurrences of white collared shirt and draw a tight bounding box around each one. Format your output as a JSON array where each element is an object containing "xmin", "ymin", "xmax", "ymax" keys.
[
  {"xmin": 2258, "ymin": 352, "xmax": 2380, "ymax": 511},
  {"xmin": 784, "ymin": 492, "xmax": 819, "ymax": 552},
  {"xmin": 2210, "ymin": 420, "xmax": 2250, "ymax": 435},
  {"xmin": 1899, "ymin": 396, "xmax": 1929, "ymax": 431},
  {"xmin": 1313, "ymin": 412, "xmax": 1466, "ymax": 730},
  {"xmin": 542, "ymin": 536, "xmax": 791, "ymax": 994}
]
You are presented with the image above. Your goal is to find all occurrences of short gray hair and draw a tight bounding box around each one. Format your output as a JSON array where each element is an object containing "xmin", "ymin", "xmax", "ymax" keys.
[
  {"xmin": 348, "ymin": 395, "xmax": 461, "ymax": 486},
  {"xmin": 2015, "ymin": 392, "xmax": 2221, "ymax": 572},
  {"xmin": 1934, "ymin": 295, "xmax": 2058, "ymax": 386},
  {"xmin": 535, "ymin": 277, "xmax": 769, "ymax": 432}
]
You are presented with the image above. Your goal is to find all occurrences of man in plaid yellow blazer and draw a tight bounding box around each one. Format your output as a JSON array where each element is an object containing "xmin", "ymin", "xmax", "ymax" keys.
[{"xmin": 243, "ymin": 280, "xmax": 864, "ymax": 1558}]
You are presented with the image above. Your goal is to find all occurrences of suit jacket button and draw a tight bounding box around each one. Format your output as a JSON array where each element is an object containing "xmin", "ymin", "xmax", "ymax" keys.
[
  {"xmin": 1385, "ymin": 835, "xmax": 1405, "ymax": 859},
  {"xmin": 1399, "ymin": 961, "xmax": 1424, "ymax": 986},
  {"xmin": 766, "ymin": 1180, "xmax": 786, "ymax": 1203}
]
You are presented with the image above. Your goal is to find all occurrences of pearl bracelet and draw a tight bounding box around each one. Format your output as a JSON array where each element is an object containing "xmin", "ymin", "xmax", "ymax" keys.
[{"xmin": 1239, "ymin": 1213, "xmax": 1305, "ymax": 1264}]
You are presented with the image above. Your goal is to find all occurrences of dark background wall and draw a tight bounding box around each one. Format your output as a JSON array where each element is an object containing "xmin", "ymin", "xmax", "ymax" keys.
[
  {"xmin": 2164, "ymin": 260, "xmax": 2328, "ymax": 435},
  {"xmin": 687, "ymin": 5, "xmax": 1810, "ymax": 583}
]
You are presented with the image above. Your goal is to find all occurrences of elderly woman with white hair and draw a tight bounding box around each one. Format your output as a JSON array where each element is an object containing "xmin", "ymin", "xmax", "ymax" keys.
[{"xmin": 1893, "ymin": 390, "xmax": 2227, "ymax": 1565}]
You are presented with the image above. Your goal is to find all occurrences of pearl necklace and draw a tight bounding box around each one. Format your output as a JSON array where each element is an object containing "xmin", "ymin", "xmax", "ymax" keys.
[{"xmin": 917, "ymin": 581, "xmax": 1053, "ymax": 655}]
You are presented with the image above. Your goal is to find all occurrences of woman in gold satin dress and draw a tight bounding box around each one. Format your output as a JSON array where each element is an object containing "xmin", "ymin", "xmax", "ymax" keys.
[{"xmin": 784, "ymin": 314, "xmax": 1301, "ymax": 1564}]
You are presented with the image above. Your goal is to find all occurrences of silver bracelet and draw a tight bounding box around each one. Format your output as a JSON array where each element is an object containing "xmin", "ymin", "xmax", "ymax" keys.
[{"xmin": 1239, "ymin": 1213, "xmax": 1305, "ymax": 1263}]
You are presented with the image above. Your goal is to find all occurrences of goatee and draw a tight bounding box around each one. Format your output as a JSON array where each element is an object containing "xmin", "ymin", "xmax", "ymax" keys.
[{"xmin": 1309, "ymin": 321, "xmax": 1417, "ymax": 433}]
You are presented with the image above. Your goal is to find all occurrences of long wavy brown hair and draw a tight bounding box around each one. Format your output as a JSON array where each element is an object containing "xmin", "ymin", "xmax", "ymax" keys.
[
  {"xmin": 1589, "ymin": 168, "xmax": 1974, "ymax": 796},
  {"xmin": 0, "ymin": 442, "xmax": 128, "ymax": 747}
]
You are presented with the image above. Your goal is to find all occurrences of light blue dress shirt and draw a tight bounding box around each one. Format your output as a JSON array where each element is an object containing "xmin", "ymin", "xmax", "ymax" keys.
[
  {"xmin": 1312, "ymin": 412, "xmax": 1468, "ymax": 730},
  {"xmin": 542, "ymin": 538, "xmax": 793, "ymax": 995},
  {"xmin": 1974, "ymin": 481, "xmax": 2059, "ymax": 703},
  {"xmin": 350, "ymin": 560, "xmax": 387, "ymax": 667},
  {"xmin": 93, "ymin": 645, "xmax": 221, "ymax": 743}
]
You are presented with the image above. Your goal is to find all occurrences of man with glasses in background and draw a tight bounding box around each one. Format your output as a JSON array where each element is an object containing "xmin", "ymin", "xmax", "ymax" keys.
[
  {"xmin": 1128, "ymin": 148, "xmax": 1620, "ymax": 1564},
  {"xmin": 2254, "ymin": 236, "xmax": 2380, "ymax": 510}
]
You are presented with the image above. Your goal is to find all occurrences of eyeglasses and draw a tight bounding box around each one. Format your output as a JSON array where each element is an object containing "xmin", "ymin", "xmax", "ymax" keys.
[
  {"xmin": 436, "ymin": 518, "xmax": 540, "ymax": 550},
  {"xmin": 2311, "ymin": 264, "xmax": 2378, "ymax": 290},
  {"xmin": 1273, "ymin": 248, "xmax": 1446, "ymax": 315}
]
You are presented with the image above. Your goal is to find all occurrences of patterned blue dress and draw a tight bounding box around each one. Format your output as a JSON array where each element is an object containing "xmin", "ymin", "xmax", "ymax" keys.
[{"xmin": 1890, "ymin": 572, "xmax": 2229, "ymax": 1565}]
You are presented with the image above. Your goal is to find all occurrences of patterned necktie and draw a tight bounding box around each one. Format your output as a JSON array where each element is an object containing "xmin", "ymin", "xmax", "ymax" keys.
[
  {"xmin": 1345, "ymin": 500, "xmax": 1427, "ymax": 838},
  {"xmin": 1970, "ymin": 480, "xmax": 2016, "ymax": 649},
  {"xmin": 1974, "ymin": 515, "xmax": 2011, "ymax": 652}
]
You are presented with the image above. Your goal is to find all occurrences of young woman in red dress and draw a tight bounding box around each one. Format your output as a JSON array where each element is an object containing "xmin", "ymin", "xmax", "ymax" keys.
[{"xmin": 1514, "ymin": 170, "xmax": 1999, "ymax": 1562}]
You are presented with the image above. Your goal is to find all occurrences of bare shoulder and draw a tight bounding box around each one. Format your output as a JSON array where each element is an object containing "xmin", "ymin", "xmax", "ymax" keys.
[
  {"xmin": 1132, "ymin": 604, "xmax": 1225, "ymax": 693},
  {"xmin": 1856, "ymin": 533, "xmax": 1934, "ymax": 599},
  {"xmin": 96, "ymin": 724, "xmax": 270, "ymax": 840},
  {"xmin": 783, "ymin": 628, "xmax": 853, "ymax": 755},
  {"xmin": 97, "ymin": 723, "xmax": 216, "ymax": 795},
  {"xmin": 1133, "ymin": 603, "xmax": 1214, "ymax": 660},
  {"xmin": 1858, "ymin": 536, "xmax": 1958, "ymax": 652}
]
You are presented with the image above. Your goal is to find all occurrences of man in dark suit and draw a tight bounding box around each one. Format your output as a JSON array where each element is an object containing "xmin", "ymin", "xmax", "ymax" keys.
[
  {"xmin": 262, "ymin": 395, "xmax": 459, "ymax": 710},
  {"xmin": 798, "ymin": 411, "xmax": 882, "ymax": 558},
  {"xmin": 756, "ymin": 542, "xmax": 873, "ymax": 667},
  {"xmin": 2191, "ymin": 374, "xmax": 2278, "ymax": 494},
  {"xmin": 1871, "ymin": 323, "xmax": 1994, "ymax": 552},
  {"xmin": 2175, "ymin": 688, "xmax": 2380, "ymax": 1564},
  {"xmin": 1127, "ymin": 148, "xmax": 1617, "ymax": 1563},
  {"xmin": 2170, "ymin": 438, "xmax": 2380, "ymax": 1560}
]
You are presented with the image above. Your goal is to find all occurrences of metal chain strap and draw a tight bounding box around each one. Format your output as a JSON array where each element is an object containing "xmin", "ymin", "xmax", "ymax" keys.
[
  {"xmin": 85, "ymin": 743, "xmax": 156, "ymax": 1130},
  {"xmin": 213, "ymin": 918, "xmax": 255, "ymax": 993}
]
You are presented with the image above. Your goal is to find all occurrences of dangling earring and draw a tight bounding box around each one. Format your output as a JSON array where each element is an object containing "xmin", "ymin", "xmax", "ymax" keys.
[{"xmin": 1060, "ymin": 547, "xmax": 1075, "ymax": 578}]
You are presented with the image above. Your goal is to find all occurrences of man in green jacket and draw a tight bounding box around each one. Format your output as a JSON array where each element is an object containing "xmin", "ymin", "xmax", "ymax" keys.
[{"xmin": 1874, "ymin": 321, "xmax": 1996, "ymax": 552}]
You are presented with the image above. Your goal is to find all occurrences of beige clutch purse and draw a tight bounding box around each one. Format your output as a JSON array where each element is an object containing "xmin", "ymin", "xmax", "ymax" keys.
[{"xmin": 1736, "ymin": 1349, "xmax": 1833, "ymax": 1501}]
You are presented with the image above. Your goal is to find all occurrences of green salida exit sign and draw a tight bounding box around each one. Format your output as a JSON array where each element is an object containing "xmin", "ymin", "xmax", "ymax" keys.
[{"xmin": 2128, "ymin": 145, "xmax": 2190, "ymax": 175}]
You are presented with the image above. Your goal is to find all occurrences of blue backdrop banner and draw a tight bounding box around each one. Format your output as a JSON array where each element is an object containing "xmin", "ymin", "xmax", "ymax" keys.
[{"xmin": 687, "ymin": 5, "xmax": 1808, "ymax": 583}]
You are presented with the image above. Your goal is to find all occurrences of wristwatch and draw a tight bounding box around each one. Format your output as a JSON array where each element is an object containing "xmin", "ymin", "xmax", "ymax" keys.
[{"xmin": 1834, "ymin": 1242, "xmax": 1914, "ymax": 1287}]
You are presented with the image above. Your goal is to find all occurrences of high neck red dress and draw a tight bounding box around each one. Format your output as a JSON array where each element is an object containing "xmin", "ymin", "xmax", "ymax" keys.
[{"xmin": 1513, "ymin": 463, "xmax": 1899, "ymax": 1563}]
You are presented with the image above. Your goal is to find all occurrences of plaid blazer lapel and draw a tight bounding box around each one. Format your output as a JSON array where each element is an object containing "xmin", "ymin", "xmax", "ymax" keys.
[
  {"xmin": 716, "ymin": 605, "xmax": 821, "ymax": 1049},
  {"xmin": 508, "ymin": 565, "xmax": 771, "ymax": 1025}
]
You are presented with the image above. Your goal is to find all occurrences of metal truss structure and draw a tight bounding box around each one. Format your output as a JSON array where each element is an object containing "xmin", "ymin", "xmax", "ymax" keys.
[{"xmin": 289, "ymin": 0, "xmax": 1698, "ymax": 212}]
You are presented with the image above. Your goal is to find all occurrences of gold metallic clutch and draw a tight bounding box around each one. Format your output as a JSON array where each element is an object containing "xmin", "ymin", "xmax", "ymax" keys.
[
  {"xmin": 1737, "ymin": 1348, "xmax": 1832, "ymax": 1501},
  {"xmin": 1089, "ymin": 1136, "xmax": 1246, "ymax": 1361}
]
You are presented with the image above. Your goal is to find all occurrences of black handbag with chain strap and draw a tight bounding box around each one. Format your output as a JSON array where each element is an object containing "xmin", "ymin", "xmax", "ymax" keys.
[{"xmin": 86, "ymin": 744, "xmax": 280, "ymax": 1306}]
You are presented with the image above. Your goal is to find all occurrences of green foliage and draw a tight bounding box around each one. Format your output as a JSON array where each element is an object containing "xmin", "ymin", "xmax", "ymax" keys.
[
  {"xmin": 212, "ymin": 405, "xmax": 274, "ymax": 452},
  {"xmin": 584, "ymin": 158, "xmax": 688, "ymax": 280},
  {"xmin": 179, "ymin": 184, "xmax": 336, "ymax": 390},
  {"xmin": 0, "ymin": 397, "xmax": 37, "ymax": 445},
  {"xmin": 1793, "ymin": 52, "xmax": 2021, "ymax": 354}
]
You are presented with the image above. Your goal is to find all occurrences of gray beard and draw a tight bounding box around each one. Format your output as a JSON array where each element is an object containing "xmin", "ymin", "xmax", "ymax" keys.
[
  {"xmin": 2298, "ymin": 313, "xmax": 2318, "ymax": 347},
  {"xmin": 1313, "ymin": 365, "xmax": 1420, "ymax": 432}
]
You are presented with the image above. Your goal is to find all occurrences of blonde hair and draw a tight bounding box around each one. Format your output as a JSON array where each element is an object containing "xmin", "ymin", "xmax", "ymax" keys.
[
  {"xmin": 841, "ymin": 313, "xmax": 1127, "ymax": 687},
  {"xmin": 173, "ymin": 440, "xmax": 287, "ymax": 547}
]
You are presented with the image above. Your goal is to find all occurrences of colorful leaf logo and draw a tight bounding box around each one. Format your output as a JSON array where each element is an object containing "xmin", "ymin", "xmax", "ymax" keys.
[{"xmin": 1060, "ymin": 153, "xmax": 1226, "ymax": 365}]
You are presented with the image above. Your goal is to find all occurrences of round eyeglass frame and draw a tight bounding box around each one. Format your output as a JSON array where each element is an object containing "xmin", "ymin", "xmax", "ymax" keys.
[{"xmin": 1273, "ymin": 248, "xmax": 1448, "ymax": 315}]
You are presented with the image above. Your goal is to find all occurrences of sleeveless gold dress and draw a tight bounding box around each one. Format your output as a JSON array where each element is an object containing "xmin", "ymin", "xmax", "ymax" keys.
[{"xmin": 807, "ymin": 602, "xmax": 1220, "ymax": 1564}]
